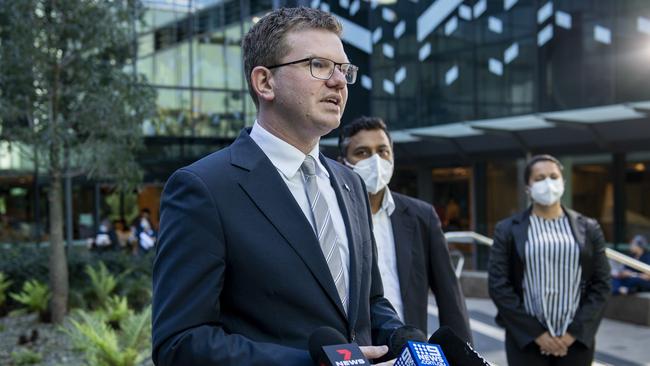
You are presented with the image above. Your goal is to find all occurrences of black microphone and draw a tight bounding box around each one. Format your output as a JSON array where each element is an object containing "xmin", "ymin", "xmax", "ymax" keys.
[
  {"xmin": 386, "ymin": 325, "xmax": 427, "ymax": 359},
  {"xmin": 428, "ymin": 326, "xmax": 490, "ymax": 366},
  {"xmin": 308, "ymin": 326, "xmax": 370, "ymax": 366}
]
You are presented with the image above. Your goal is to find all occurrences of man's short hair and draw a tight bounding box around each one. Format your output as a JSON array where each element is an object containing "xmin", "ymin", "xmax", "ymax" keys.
[
  {"xmin": 242, "ymin": 7, "xmax": 342, "ymax": 109},
  {"xmin": 523, "ymin": 154, "xmax": 564, "ymax": 184},
  {"xmin": 338, "ymin": 116, "xmax": 393, "ymax": 157}
]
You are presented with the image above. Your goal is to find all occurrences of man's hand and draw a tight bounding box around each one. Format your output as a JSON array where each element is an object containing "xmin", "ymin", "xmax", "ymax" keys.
[
  {"xmin": 535, "ymin": 332, "xmax": 567, "ymax": 357},
  {"xmin": 359, "ymin": 345, "xmax": 395, "ymax": 366},
  {"xmin": 559, "ymin": 333, "xmax": 576, "ymax": 348}
]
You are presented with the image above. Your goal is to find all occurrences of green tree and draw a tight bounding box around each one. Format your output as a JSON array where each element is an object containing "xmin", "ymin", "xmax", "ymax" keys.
[{"xmin": 0, "ymin": 0, "xmax": 156, "ymax": 323}]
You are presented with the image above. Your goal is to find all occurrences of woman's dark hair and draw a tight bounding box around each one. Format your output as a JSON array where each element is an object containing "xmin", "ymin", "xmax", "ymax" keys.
[{"xmin": 523, "ymin": 154, "xmax": 564, "ymax": 184}]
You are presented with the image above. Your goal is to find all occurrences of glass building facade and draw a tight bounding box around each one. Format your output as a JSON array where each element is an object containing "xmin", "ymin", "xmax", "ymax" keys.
[
  {"xmin": 2, "ymin": 0, "xmax": 650, "ymax": 246},
  {"xmin": 135, "ymin": 0, "xmax": 263, "ymax": 138},
  {"xmin": 323, "ymin": 0, "xmax": 650, "ymax": 244},
  {"xmin": 357, "ymin": 0, "xmax": 650, "ymax": 128}
]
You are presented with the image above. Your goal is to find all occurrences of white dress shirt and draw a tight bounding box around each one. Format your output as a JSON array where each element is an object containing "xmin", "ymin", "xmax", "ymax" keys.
[
  {"xmin": 372, "ymin": 188, "xmax": 404, "ymax": 321},
  {"xmin": 250, "ymin": 122, "xmax": 350, "ymax": 291}
]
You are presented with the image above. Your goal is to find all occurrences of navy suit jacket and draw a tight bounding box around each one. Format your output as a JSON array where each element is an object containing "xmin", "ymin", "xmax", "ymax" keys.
[
  {"xmin": 152, "ymin": 129, "xmax": 403, "ymax": 365},
  {"xmin": 390, "ymin": 192, "xmax": 471, "ymax": 343}
]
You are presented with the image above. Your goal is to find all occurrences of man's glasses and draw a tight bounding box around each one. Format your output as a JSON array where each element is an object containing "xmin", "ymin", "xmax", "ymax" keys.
[{"xmin": 266, "ymin": 57, "xmax": 358, "ymax": 84}]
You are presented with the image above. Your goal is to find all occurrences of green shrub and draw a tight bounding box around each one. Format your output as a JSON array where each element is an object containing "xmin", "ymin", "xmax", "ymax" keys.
[
  {"xmin": 0, "ymin": 271, "xmax": 13, "ymax": 310},
  {"xmin": 86, "ymin": 261, "xmax": 119, "ymax": 309},
  {"xmin": 65, "ymin": 306, "xmax": 152, "ymax": 366},
  {"xmin": 103, "ymin": 295, "xmax": 133, "ymax": 329},
  {"xmin": 9, "ymin": 280, "xmax": 50, "ymax": 321},
  {"xmin": 0, "ymin": 246, "xmax": 153, "ymax": 312},
  {"xmin": 0, "ymin": 247, "xmax": 49, "ymax": 302},
  {"xmin": 120, "ymin": 274, "xmax": 152, "ymax": 311},
  {"xmin": 10, "ymin": 348, "xmax": 43, "ymax": 365},
  {"xmin": 69, "ymin": 287, "xmax": 89, "ymax": 310}
]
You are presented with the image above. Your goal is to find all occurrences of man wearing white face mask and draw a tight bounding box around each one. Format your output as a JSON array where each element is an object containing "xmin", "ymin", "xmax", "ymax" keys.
[
  {"xmin": 488, "ymin": 154, "xmax": 610, "ymax": 366},
  {"xmin": 338, "ymin": 116, "xmax": 471, "ymax": 343}
]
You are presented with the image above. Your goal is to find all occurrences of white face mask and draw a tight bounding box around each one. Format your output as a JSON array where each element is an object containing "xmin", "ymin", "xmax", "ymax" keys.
[
  {"xmin": 345, "ymin": 154, "xmax": 394, "ymax": 194},
  {"xmin": 529, "ymin": 177, "xmax": 564, "ymax": 206}
]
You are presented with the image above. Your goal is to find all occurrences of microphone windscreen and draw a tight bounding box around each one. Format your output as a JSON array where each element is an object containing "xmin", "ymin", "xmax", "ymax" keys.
[
  {"xmin": 308, "ymin": 326, "xmax": 348, "ymax": 363},
  {"xmin": 427, "ymin": 325, "xmax": 456, "ymax": 344},
  {"xmin": 428, "ymin": 326, "xmax": 490, "ymax": 366},
  {"xmin": 388, "ymin": 325, "xmax": 427, "ymax": 358}
]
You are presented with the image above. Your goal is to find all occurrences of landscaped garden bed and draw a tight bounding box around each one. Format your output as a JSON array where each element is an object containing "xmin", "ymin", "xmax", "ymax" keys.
[{"xmin": 0, "ymin": 246, "xmax": 154, "ymax": 365}]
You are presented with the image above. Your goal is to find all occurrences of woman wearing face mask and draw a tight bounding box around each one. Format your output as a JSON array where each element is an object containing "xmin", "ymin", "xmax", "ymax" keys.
[{"xmin": 488, "ymin": 154, "xmax": 611, "ymax": 366}]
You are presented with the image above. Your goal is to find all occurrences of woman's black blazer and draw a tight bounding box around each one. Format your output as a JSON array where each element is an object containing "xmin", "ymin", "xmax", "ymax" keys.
[{"xmin": 488, "ymin": 206, "xmax": 611, "ymax": 349}]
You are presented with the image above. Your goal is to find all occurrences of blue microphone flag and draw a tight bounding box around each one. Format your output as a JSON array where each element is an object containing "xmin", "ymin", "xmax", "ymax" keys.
[{"xmin": 394, "ymin": 341, "xmax": 449, "ymax": 366}]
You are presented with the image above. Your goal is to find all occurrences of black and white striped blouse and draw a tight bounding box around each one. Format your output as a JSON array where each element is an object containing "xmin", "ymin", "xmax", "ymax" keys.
[{"xmin": 523, "ymin": 214, "xmax": 582, "ymax": 337}]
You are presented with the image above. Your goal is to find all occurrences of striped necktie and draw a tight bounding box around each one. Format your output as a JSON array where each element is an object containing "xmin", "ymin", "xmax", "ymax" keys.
[{"xmin": 300, "ymin": 155, "xmax": 348, "ymax": 312}]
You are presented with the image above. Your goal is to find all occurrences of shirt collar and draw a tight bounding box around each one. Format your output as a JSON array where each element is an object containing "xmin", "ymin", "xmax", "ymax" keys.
[
  {"xmin": 250, "ymin": 121, "xmax": 329, "ymax": 180},
  {"xmin": 380, "ymin": 188, "xmax": 396, "ymax": 216}
]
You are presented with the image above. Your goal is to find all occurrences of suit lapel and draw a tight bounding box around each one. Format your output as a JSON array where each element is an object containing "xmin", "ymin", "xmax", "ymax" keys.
[
  {"xmin": 513, "ymin": 207, "xmax": 532, "ymax": 260},
  {"xmin": 231, "ymin": 131, "xmax": 346, "ymax": 317},
  {"xmin": 321, "ymin": 155, "xmax": 360, "ymax": 325},
  {"xmin": 390, "ymin": 194, "xmax": 415, "ymax": 302},
  {"xmin": 565, "ymin": 207, "xmax": 589, "ymax": 280},
  {"xmin": 565, "ymin": 207, "xmax": 586, "ymax": 249},
  {"xmin": 513, "ymin": 206, "xmax": 586, "ymax": 264}
]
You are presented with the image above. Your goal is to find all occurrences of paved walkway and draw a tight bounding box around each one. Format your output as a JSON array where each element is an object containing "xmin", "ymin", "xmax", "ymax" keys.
[{"xmin": 427, "ymin": 296, "xmax": 650, "ymax": 366}]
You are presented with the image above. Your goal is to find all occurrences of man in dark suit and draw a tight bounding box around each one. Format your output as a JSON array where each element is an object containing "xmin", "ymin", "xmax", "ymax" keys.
[
  {"xmin": 338, "ymin": 116, "xmax": 472, "ymax": 343},
  {"xmin": 152, "ymin": 8, "xmax": 403, "ymax": 366}
]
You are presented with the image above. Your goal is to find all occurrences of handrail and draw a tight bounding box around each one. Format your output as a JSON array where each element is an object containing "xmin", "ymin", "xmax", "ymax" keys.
[
  {"xmin": 1, "ymin": 239, "xmax": 88, "ymax": 249},
  {"xmin": 444, "ymin": 231, "xmax": 493, "ymax": 247},
  {"xmin": 448, "ymin": 249, "xmax": 465, "ymax": 279},
  {"xmin": 605, "ymin": 248, "xmax": 650, "ymax": 275},
  {"xmin": 444, "ymin": 231, "xmax": 650, "ymax": 275}
]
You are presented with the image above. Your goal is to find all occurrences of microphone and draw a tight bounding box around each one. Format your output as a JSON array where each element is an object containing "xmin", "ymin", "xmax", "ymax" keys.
[
  {"xmin": 428, "ymin": 326, "xmax": 491, "ymax": 366},
  {"xmin": 394, "ymin": 341, "xmax": 449, "ymax": 366},
  {"xmin": 308, "ymin": 327, "xmax": 370, "ymax": 366},
  {"xmin": 390, "ymin": 326, "xmax": 448, "ymax": 366},
  {"xmin": 386, "ymin": 325, "xmax": 427, "ymax": 359}
]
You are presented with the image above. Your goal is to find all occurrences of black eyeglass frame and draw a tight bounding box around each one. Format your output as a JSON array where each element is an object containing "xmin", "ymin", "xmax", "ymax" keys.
[{"xmin": 265, "ymin": 57, "xmax": 358, "ymax": 84}]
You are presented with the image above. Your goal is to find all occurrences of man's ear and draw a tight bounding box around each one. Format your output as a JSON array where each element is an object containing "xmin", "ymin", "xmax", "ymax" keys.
[{"xmin": 250, "ymin": 66, "xmax": 275, "ymax": 103}]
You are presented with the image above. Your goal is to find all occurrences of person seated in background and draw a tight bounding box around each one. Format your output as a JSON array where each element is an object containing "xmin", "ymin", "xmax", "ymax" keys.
[
  {"xmin": 131, "ymin": 208, "xmax": 156, "ymax": 255},
  {"xmin": 611, "ymin": 234, "xmax": 650, "ymax": 295},
  {"xmin": 113, "ymin": 219, "xmax": 132, "ymax": 251},
  {"xmin": 90, "ymin": 218, "xmax": 119, "ymax": 251}
]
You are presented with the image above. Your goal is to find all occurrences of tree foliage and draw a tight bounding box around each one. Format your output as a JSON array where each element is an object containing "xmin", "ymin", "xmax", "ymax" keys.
[
  {"xmin": 0, "ymin": 0, "xmax": 157, "ymax": 322},
  {"xmin": 0, "ymin": 0, "xmax": 156, "ymax": 186}
]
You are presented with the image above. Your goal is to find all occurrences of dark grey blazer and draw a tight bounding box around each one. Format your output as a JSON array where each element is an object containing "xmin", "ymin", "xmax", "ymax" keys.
[
  {"xmin": 488, "ymin": 206, "xmax": 611, "ymax": 350},
  {"xmin": 390, "ymin": 192, "xmax": 472, "ymax": 343},
  {"xmin": 152, "ymin": 129, "xmax": 403, "ymax": 366}
]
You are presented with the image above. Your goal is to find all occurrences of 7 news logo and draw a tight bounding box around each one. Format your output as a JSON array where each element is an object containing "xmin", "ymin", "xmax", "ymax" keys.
[
  {"xmin": 322, "ymin": 345, "xmax": 368, "ymax": 366},
  {"xmin": 334, "ymin": 348, "xmax": 366, "ymax": 366}
]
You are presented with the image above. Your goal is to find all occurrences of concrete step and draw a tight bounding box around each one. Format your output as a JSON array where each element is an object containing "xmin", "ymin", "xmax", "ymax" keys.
[{"xmin": 604, "ymin": 293, "xmax": 650, "ymax": 326}]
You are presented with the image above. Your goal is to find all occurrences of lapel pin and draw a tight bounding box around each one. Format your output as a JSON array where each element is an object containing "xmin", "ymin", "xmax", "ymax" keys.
[{"xmin": 343, "ymin": 183, "xmax": 351, "ymax": 192}]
